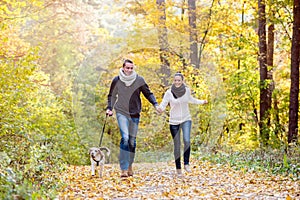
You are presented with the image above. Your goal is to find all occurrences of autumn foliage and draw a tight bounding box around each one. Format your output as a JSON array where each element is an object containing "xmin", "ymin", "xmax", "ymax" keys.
[{"xmin": 0, "ymin": 0, "xmax": 299, "ymax": 199}]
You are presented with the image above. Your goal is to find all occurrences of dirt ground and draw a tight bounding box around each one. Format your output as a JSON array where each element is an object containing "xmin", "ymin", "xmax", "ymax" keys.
[{"xmin": 58, "ymin": 161, "xmax": 300, "ymax": 200}]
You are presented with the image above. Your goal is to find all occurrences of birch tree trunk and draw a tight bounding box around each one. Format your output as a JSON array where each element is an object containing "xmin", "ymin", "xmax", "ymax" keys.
[
  {"xmin": 267, "ymin": 9, "xmax": 275, "ymax": 138},
  {"xmin": 188, "ymin": 0, "xmax": 198, "ymax": 69},
  {"xmin": 156, "ymin": 0, "xmax": 170, "ymax": 86}
]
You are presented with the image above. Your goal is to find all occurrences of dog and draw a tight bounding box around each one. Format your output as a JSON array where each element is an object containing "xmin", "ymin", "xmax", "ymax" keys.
[{"xmin": 88, "ymin": 146, "xmax": 110, "ymax": 177}]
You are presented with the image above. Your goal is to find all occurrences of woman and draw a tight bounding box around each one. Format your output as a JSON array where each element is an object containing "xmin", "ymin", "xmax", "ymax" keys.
[
  {"xmin": 106, "ymin": 59, "xmax": 159, "ymax": 178},
  {"xmin": 157, "ymin": 72, "xmax": 208, "ymax": 175}
]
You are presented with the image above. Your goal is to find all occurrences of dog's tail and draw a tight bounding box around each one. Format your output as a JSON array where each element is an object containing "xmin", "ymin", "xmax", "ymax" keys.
[{"xmin": 99, "ymin": 146, "xmax": 110, "ymax": 157}]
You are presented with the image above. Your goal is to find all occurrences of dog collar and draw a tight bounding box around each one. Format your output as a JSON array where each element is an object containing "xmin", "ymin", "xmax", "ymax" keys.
[{"xmin": 92, "ymin": 156, "xmax": 102, "ymax": 166}]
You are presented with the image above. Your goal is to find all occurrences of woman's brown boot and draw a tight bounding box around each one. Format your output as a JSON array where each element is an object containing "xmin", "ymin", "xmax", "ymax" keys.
[{"xmin": 128, "ymin": 165, "xmax": 133, "ymax": 176}]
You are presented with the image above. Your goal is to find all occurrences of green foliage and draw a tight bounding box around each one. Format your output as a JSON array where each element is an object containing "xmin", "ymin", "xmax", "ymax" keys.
[
  {"xmin": 197, "ymin": 146, "xmax": 300, "ymax": 180},
  {"xmin": 0, "ymin": 33, "xmax": 78, "ymax": 199},
  {"xmin": 0, "ymin": 133, "xmax": 66, "ymax": 199}
]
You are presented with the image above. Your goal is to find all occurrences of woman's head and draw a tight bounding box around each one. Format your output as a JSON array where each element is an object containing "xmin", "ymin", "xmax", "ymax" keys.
[
  {"xmin": 122, "ymin": 59, "xmax": 134, "ymax": 76},
  {"xmin": 173, "ymin": 72, "xmax": 184, "ymax": 88}
]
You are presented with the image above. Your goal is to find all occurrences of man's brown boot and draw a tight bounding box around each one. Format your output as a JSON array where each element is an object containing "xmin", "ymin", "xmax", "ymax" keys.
[
  {"xmin": 128, "ymin": 165, "xmax": 133, "ymax": 176},
  {"xmin": 121, "ymin": 170, "xmax": 128, "ymax": 178}
]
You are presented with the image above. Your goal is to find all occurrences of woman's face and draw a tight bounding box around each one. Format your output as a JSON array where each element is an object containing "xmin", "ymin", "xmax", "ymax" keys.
[
  {"xmin": 173, "ymin": 75, "xmax": 183, "ymax": 88},
  {"xmin": 123, "ymin": 62, "xmax": 134, "ymax": 76}
]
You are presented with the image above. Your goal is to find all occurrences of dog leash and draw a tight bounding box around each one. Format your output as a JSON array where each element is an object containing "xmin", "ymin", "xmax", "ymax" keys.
[{"xmin": 99, "ymin": 114, "xmax": 108, "ymax": 147}]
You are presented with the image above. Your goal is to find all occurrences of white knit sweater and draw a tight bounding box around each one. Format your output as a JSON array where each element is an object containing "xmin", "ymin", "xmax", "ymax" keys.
[{"xmin": 158, "ymin": 87, "xmax": 206, "ymax": 125}]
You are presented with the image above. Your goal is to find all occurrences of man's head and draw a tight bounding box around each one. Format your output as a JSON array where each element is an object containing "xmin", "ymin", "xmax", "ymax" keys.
[{"xmin": 122, "ymin": 59, "xmax": 134, "ymax": 76}]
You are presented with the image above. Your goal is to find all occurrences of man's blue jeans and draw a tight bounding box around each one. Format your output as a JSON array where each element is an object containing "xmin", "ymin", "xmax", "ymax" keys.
[
  {"xmin": 169, "ymin": 120, "xmax": 192, "ymax": 169},
  {"xmin": 116, "ymin": 113, "xmax": 139, "ymax": 170}
]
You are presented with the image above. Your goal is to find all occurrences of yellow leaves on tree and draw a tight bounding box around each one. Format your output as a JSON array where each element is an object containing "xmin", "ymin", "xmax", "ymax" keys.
[{"xmin": 0, "ymin": 29, "xmax": 30, "ymax": 59}]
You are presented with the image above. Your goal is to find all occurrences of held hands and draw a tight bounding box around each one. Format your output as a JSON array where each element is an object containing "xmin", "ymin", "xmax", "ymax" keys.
[{"xmin": 155, "ymin": 105, "xmax": 163, "ymax": 114}]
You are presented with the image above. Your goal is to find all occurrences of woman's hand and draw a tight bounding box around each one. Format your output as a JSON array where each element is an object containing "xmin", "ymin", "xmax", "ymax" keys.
[{"xmin": 155, "ymin": 106, "xmax": 163, "ymax": 114}]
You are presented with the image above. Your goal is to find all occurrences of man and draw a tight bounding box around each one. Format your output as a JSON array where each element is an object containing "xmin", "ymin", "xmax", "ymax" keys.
[{"xmin": 106, "ymin": 59, "xmax": 159, "ymax": 177}]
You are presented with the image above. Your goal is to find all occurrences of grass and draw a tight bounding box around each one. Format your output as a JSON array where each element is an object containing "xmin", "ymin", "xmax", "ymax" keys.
[{"xmin": 195, "ymin": 146, "xmax": 300, "ymax": 180}]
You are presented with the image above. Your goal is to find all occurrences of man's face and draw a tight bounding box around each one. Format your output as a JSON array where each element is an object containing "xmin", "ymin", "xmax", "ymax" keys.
[{"xmin": 123, "ymin": 62, "xmax": 134, "ymax": 76}]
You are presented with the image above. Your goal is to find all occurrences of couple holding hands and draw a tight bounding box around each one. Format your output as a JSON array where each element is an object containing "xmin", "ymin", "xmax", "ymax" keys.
[{"xmin": 106, "ymin": 59, "xmax": 208, "ymax": 178}]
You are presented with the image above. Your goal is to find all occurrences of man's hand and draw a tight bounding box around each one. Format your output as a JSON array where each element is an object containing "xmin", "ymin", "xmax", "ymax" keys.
[{"xmin": 106, "ymin": 109, "xmax": 113, "ymax": 116}]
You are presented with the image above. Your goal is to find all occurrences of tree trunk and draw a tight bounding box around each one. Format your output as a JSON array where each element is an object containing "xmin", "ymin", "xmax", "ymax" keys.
[
  {"xmin": 179, "ymin": 0, "xmax": 188, "ymax": 69},
  {"xmin": 198, "ymin": 0, "xmax": 214, "ymax": 67},
  {"xmin": 188, "ymin": 0, "xmax": 198, "ymax": 69},
  {"xmin": 156, "ymin": 0, "xmax": 170, "ymax": 86},
  {"xmin": 288, "ymin": 0, "xmax": 300, "ymax": 144},
  {"xmin": 273, "ymin": 93, "xmax": 283, "ymax": 138},
  {"xmin": 269, "ymin": 10, "xmax": 281, "ymax": 138},
  {"xmin": 258, "ymin": 0, "xmax": 269, "ymax": 146},
  {"xmin": 266, "ymin": 10, "xmax": 275, "ymax": 139}
]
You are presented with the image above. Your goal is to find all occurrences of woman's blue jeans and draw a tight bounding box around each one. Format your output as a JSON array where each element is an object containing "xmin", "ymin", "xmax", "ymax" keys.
[
  {"xmin": 116, "ymin": 113, "xmax": 140, "ymax": 170},
  {"xmin": 169, "ymin": 120, "xmax": 192, "ymax": 169}
]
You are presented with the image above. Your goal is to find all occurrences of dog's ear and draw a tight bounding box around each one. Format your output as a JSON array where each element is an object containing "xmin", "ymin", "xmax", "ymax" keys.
[
  {"xmin": 99, "ymin": 150, "xmax": 105, "ymax": 158},
  {"xmin": 99, "ymin": 147, "xmax": 110, "ymax": 156},
  {"xmin": 88, "ymin": 148, "xmax": 92, "ymax": 154}
]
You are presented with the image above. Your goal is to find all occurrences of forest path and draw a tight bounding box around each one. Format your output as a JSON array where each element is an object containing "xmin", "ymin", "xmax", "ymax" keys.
[{"xmin": 58, "ymin": 160, "xmax": 299, "ymax": 199}]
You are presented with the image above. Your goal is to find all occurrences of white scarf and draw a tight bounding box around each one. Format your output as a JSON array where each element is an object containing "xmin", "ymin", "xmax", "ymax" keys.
[{"xmin": 119, "ymin": 68, "xmax": 137, "ymax": 86}]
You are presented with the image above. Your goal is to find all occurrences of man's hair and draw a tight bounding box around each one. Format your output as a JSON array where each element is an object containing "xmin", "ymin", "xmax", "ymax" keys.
[{"xmin": 123, "ymin": 59, "xmax": 133, "ymax": 67}]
